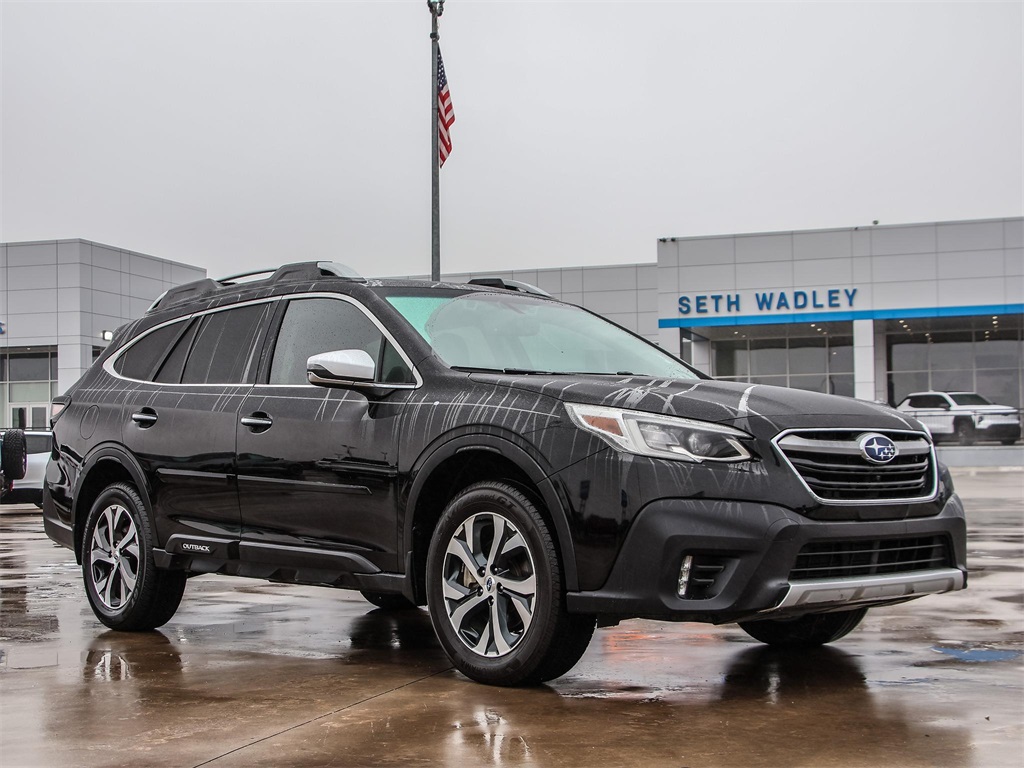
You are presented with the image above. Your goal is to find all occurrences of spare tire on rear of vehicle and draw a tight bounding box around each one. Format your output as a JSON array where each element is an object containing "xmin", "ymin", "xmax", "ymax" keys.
[{"xmin": 2, "ymin": 429, "xmax": 28, "ymax": 481}]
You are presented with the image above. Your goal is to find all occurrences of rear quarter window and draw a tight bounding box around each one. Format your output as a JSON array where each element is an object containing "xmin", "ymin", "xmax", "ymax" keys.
[{"xmin": 113, "ymin": 321, "xmax": 188, "ymax": 381}]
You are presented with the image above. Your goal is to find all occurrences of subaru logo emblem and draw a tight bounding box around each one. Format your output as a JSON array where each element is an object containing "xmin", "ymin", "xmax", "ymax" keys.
[{"xmin": 859, "ymin": 433, "xmax": 898, "ymax": 464}]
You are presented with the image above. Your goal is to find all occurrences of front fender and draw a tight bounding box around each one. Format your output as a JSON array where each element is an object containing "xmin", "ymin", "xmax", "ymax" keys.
[{"xmin": 403, "ymin": 429, "xmax": 580, "ymax": 592}]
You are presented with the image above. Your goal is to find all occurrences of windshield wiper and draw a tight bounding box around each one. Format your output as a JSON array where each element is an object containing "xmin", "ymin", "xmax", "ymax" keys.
[{"xmin": 450, "ymin": 365, "xmax": 558, "ymax": 375}]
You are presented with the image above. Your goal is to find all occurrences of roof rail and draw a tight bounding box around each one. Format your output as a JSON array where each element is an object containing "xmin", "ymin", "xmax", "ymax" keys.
[
  {"xmin": 467, "ymin": 278, "xmax": 551, "ymax": 297},
  {"xmin": 148, "ymin": 261, "xmax": 364, "ymax": 313}
]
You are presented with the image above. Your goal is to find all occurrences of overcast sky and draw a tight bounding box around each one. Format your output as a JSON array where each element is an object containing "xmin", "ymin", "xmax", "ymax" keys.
[{"xmin": 2, "ymin": 1, "xmax": 1021, "ymax": 280}]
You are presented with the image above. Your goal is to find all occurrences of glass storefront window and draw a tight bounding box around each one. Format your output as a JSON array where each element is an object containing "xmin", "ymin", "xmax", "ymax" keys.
[
  {"xmin": 928, "ymin": 332, "xmax": 974, "ymax": 370},
  {"xmin": 8, "ymin": 352, "xmax": 51, "ymax": 381},
  {"xmin": 749, "ymin": 339, "xmax": 787, "ymax": 376},
  {"xmin": 886, "ymin": 316, "xmax": 1023, "ymax": 408},
  {"xmin": 1, "ymin": 347, "xmax": 59, "ymax": 428},
  {"xmin": 789, "ymin": 337, "xmax": 826, "ymax": 375},
  {"xmin": 890, "ymin": 339, "xmax": 929, "ymax": 371},
  {"xmin": 702, "ymin": 323, "xmax": 855, "ymax": 396},
  {"xmin": 788, "ymin": 374, "xmax": 827, "ymax": 392},
  {"xmin": 828, "ymin": 336, "xmax": 853, "ymax": 373},
  {"xmin": 930, "ymin": 369, "xmax": 975, "ymax": 393},
  {"xmin": 9, "ymin": 382, "xmax": 52, "ymax": 402},
  {"xmin": 975, "ymin": 369, "xmax": 1021, "ymax": 409},
  {"xmin": 713, "ymin": 339, "xmax": 749, "ymax": 378}
]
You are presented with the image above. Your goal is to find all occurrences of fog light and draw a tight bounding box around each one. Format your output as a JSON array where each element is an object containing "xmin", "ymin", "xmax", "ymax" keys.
[{"xmin": 677, "ymin": 555, "xmax": 693, "ymax": 598}]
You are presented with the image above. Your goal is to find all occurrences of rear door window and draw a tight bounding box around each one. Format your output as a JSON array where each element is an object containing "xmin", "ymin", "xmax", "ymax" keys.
[{"xmin": 181, "ymin": 304, "xmax": 271, "ymax": 385}]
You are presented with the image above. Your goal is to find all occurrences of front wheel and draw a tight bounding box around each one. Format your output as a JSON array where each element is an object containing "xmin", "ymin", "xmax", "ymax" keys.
[
  {"xmin": 738, "ymin": 607, "xmax": 868, "ymax": 647},
  {"xmin": 954, "ymin": 419, "xmax": 975, "ymax": 446},
  {"xmin": 82, "ymin": 483, "xmax": 186, "ymax": 631},
  {"xmin": 426, "ymin": 482, "xmax": 595, "ymax": 686}
]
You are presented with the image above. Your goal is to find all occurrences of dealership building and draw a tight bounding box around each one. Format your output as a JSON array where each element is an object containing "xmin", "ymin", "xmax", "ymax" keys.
[
  {"xmin": 2, "ymin": 216, "xmax": 1021, "ymax": 429},
  {"xmin": 432, "ymin": 217, "xmax": 1023, "ymax": 410},
  {"xmin": 0, "ymin": 239, "xmax": 205, "ymax": 429}
]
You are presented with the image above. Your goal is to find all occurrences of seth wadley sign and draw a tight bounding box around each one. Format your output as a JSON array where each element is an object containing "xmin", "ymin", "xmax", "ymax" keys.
[{"xmin": 678, "ymin": 287, "xmax": 859, "ymax": 316}]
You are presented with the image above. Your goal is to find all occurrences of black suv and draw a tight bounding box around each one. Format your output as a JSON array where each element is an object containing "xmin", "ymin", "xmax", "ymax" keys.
[{"xmin": 43, "ymin": 262, "xmax": 967, "ymax": 685}]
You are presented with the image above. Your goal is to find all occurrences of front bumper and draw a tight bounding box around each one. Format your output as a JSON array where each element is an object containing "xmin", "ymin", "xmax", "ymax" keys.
[{"xmin": 566, "ymin": 492, "xmax": 967, "ymax": 624}]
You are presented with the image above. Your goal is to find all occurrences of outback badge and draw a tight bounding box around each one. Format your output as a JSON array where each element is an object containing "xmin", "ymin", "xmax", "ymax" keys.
[{"xmin": 859, "ymin": 433, "xmax": 899, "ymax": 464}]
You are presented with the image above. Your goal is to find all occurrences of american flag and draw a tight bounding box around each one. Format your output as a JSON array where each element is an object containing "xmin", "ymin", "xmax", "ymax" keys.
[{"xmin": 437, "ymin": 47, "xmax": 455, "ymax": 167}]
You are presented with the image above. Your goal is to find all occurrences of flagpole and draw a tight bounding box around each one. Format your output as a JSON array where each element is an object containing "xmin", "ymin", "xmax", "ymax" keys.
[{"xmin": 429, "ymin": 1, "xmax": 443, "ymax": 281}]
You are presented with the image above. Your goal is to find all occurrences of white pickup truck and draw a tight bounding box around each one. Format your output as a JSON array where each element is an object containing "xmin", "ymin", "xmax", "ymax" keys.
[{"xmin": 896, "ymin": 391, "xmax": 1021, "ymax": 445}]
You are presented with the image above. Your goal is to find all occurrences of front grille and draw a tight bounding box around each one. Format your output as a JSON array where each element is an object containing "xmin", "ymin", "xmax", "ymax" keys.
[
  {"xmin": 789, "ymin": 536, "xmax": 952, "ymax": 581},
  {"xmin": 775, "ymin": 429, "xmax": 937, "ymax": 503}
]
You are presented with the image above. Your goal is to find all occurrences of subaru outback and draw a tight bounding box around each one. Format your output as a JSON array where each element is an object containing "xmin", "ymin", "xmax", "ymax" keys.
[{"xmin": 42, "ymin": 262, "xmax": 967, "ymax": 685}]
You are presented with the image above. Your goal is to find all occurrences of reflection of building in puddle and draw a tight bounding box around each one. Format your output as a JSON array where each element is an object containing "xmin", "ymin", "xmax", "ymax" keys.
[{"xmin": 447, "ymin": 708, "xmax": 536, "ymax": 766}]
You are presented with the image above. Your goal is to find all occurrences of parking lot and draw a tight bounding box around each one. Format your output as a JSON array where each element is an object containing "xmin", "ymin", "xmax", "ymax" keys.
[{"xmin": 1, "ymin": 468, "xmax": 1021, "ymax": 768}]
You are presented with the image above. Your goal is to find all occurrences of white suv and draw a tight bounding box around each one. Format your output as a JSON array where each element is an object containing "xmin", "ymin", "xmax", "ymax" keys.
[{"xmin": 896, "ymin": 391, "xmax": 1021, "ymax": 445}]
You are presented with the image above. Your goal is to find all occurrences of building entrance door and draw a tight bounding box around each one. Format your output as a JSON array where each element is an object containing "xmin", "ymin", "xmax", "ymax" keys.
[{"xmin": 9, "ymin": 404, "xmax": 48, "ymax": 430}]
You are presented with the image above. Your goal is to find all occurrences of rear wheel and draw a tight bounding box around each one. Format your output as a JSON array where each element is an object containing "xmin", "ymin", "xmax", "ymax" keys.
[
  {"xmin": 82, "ymin": 483, "xmax": 186, "ymax": 631},
  {"xmin": 738, "ymin": 607, "xmax": 868, "ymax": 647},
  {"xmin": 2, "ymin": 429, "xmax": 27, "ymax": 480},
  {"xmin": 426, "ymin": 482, "xmax": 595, "ymax": 686}
]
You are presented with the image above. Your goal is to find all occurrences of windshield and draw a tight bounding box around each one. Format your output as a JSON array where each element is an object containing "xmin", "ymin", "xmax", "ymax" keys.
[
  {"xmin": 387, "ymin": 293, "xmax": 697, "ymax": 378},
  {"xmin": 950, "ymin": 393, "xmax": 993, "ymax": 406}
]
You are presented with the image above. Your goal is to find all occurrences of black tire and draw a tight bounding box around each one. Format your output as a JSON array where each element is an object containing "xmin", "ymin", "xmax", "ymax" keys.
[
  {"xmin": 360, "ymin": 590, "xmax": 418, "ymax": 611},
  {"xmin": 954, "ymin": 419, "xmax": 974, "ymax": 446},
  {"xmin": 1000, "ymin": 439, "xmax": 1017, "ymax": 446},
  {"xmin": 2, "ymin": 429, "xmax": 27, "ymax": 481},
  {"xmin": 81, "ymin": 482, "xmax": 186, "ymax": 631},
  {"xmin": 425, "ymin": 481, "xmax": 595, "ymax": 686},
  {"xmin": 738, "ymin": 607, "xmax": 868, "ymax": 647}
]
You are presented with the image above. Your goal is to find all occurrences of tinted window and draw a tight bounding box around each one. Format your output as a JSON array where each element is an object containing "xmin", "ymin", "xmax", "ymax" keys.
[
  {"xmin": 182, "ymin": 304, "xmax": 270, "ymax": 385},
  {"xmin": 25, "ymin": 434, "xmax": 51, "ymax": 454},
  {"xmin": 154, "ymin": 319, "xmax": 200, "ymax": 384},
  {"xmin": 115, "ymin": 322, "xmax": 187, "ymax": 380},
  {"xmin": 269, "ymin": 298, "xmax": 401, "ymax": 385},
  {"xmin": 908, "ymin": 395, "xmax": 948, "ymax": 408}
]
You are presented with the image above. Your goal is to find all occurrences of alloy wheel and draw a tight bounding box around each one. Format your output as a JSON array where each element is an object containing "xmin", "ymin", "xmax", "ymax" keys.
[
  {"xmin": 89, "ymin": 504, "xmax": 141, "ymax": 610},
  {"xmin": 440, "ymin": 511, "xmax": 537, "ymax": 657}
]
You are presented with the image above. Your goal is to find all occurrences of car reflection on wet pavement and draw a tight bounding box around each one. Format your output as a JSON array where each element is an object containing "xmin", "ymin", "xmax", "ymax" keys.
[{"xmin": 1, "ymin": 469, "xmax": 1021, "ymax": 767}]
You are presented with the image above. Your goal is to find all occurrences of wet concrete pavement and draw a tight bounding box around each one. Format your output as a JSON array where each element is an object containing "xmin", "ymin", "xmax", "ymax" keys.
[{"xmin": 2, "ymin": 468, "xmax": 1021, "ymax": 767}]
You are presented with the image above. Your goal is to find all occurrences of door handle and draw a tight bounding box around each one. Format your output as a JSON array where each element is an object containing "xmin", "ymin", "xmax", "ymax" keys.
[
  {"xmin": 131, "ymin": 409, "xmax": 158, "ymax": 428},
  {"xmin": 240, "ymin": 413, "xmax": 273, "ymax": 432}
]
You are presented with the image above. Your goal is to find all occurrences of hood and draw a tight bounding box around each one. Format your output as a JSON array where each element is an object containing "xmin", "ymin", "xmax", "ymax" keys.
[
  {"xmin": 962, "ymin": 404, "xmax": 1018, "ymax": 414},
  {"xmin": 470, "ymin": 373, "xmax": 924, "ymax": 440}
]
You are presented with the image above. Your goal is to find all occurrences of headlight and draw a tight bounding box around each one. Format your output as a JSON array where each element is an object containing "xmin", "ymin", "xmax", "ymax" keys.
[{"xmin": 565, "ymin": 403, "xmax": 753, "ymax": 463}]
